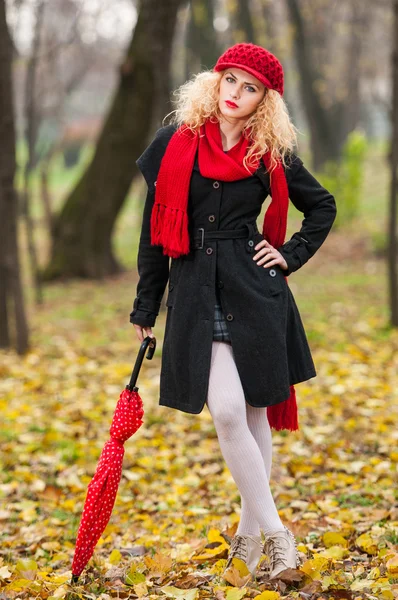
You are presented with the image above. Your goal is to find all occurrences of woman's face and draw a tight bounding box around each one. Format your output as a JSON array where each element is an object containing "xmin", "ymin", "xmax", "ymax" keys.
[{"xmin": 218, "ymin": 67, "xmax": 266, "ymax": 121}]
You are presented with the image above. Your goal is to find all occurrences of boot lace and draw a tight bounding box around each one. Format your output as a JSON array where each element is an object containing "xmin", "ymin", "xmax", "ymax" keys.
[
  {"xmin": 264, "ymin": 538, "xmax": 287, "ymax": 570},
  {"xmin": 227, "ymin": 535, "xmax": 248, "ymax": 564},
  {"xmin": 263, "ymin": 527, "xmax": 301, "ymax": 574}
]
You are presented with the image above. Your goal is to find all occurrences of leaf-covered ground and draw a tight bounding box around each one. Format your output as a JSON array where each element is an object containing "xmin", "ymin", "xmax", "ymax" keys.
[{"xmin": 1, "ymin": 221, "xmax": 398, "ymax": 600}]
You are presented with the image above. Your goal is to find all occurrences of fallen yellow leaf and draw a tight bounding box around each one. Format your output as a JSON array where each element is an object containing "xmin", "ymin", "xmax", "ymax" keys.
[
  {"xmin": 108, "ymin": 548, "xmax": 122, "ymax": 565},
  {"xmin": 322, "ymin": 531, "xmax": 348, "ymax": 547},
  {"xmin": 386, "ymin": 552, "xmax": 398, "ymax": 574},
  {"xmin": 317, "ymin": 545, "xmax": 349, "ymax": 560},
  {"xmin": 355, "ymin": 532, "xmax": 379, "ymax": 555},
  {"xmin": 254, "ymin": 592, "xmax": 281, "ymax": 599}
]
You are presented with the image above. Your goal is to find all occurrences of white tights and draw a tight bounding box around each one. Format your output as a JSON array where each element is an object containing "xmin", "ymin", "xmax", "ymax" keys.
[{"xmin": 206, "ymin": 341, "xmax": 284, "ymax": 537}]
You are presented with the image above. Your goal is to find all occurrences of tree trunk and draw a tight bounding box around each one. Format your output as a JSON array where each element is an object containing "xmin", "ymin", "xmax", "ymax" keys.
[
  {"xmin": 235, "ymin": 0, "xmax": 256, "ymax": 43},
  {"xmin": 388, "ymin": 0, "xmax": 398, "ymax": 327},
  {"xmin": 0, "ymin": 0, "xmax": 29, "ymax": 353},
  {"xmin": 256, "ymin": 0, "xmax": 276, "ymax": 48},
  {"xmin": 185, "ymin": 0, "xmax": 220, "ymax": 78},
  {"xmin": 40, "ymin": 167, "xmax": 55, "ymax": 239},
  {"xmin": 22, "ymin": 0, "xmax": 45, "ymax": 304},
  {"xmin": 43, "ymin": 0, "xmax": 184, "ymax": 280},
  {"xmin": 332, "ymin": 0, "xmax": 367, "ymax": 156},
  {"xmin": 286, "ymin": 0, "xmax": 366, "ymax": 170},
  {"xmin": 285, "ymin": 0, "xmax": 340, "ymax": 170}
]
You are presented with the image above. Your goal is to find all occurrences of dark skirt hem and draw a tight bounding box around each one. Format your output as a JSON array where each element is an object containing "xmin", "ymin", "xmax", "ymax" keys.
[{"xmin": 158, "ymin": 367, "xmax": 317, "ymax": 415}]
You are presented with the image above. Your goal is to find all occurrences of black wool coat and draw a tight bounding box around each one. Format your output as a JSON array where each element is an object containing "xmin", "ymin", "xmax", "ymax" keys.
[{"xmin": 130, "ymin": 123, "xmax": 337, "ymax": 414}]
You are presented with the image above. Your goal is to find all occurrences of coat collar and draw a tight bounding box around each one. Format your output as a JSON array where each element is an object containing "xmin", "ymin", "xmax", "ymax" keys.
[
  {"xmin": 137, "ymin": 122, "xmax": 272, "ymax": 194},
  {"xmin": 255, "ymin": 159, "xmax": 271, "ymax": 192}
]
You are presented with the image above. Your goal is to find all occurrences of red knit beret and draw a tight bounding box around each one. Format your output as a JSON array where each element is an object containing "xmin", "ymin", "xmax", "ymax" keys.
[{"xmin": 213, "ymin": 42, "xmax": 284, "ymax": 96}]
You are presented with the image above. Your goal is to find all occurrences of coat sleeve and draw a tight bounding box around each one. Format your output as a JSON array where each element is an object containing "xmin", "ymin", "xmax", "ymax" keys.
[
  {"xmin": 129, "ymin": 126, "xmax": 176, "ymax": 327},
  {"xmin": 276, "ymin": 154, "xmax": 337, "ymax": 276}
]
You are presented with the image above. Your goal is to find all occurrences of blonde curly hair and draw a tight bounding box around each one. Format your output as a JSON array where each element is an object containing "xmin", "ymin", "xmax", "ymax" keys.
[{"xmin": 163, "ymin": 69, "xmax": 299, "ymax": 174}]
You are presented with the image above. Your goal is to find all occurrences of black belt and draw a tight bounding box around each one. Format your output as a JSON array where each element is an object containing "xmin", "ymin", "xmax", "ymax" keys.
[{"xmin": 192, "ymin": 222, "xmax": 259, "ymax": 250}]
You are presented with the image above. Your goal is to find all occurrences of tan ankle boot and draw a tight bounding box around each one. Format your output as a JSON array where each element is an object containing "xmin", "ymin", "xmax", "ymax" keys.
[
  {"xmin": 262, "ymin": 526, "xmax": 301, "ymax": 580},
  {"xmin": 223, "ymin": 533, "xmax": 263, "ymax": 583}
]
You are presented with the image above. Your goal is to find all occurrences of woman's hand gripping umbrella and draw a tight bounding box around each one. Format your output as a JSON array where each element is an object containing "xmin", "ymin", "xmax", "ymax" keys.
[{"xmin": 71, "ymin": 335, "xmax": 156, "ymax": 582}]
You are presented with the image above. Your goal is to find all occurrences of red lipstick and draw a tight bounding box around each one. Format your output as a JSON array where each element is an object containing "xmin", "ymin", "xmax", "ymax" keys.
[{"xmin": 225, "ymin": 100, "xmax": 238, "ymax": 108}]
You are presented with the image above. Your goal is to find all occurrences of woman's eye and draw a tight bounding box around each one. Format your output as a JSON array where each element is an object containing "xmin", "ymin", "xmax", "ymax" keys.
[{"xmin": 226, "ymin": 77, "xmax": 255, "ymax": 92}]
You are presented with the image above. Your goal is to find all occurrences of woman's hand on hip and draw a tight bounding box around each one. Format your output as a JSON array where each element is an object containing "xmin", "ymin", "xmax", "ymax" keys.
[
  {"xmin": 133, "ymin": 324, "xmax": 154, "ymax": 343},
  {"xmin": 253, "ymin": 239, "xmax": 288, "ymax": 271}
]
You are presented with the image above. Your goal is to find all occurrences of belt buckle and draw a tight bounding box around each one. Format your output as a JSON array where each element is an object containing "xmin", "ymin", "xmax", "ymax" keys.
[{"xmin": 197, "ymin": 227, "xmax": 204, "ymax": 249}]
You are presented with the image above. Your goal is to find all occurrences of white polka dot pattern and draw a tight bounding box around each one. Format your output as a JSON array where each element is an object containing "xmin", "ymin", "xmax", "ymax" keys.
[{"xmin": 71, "ymin": 388, "xmax": 144, "ymax": 577}]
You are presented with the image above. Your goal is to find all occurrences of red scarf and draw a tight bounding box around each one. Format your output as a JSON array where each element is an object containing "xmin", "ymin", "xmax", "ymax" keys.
[{"xmin": 151, "ymin": 118, "xmax": 298, "ymax": 432}]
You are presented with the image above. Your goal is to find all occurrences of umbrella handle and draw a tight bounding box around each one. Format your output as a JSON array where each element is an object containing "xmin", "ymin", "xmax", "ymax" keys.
[{"xmin": 126, "ymin": 335, "xmax": 157, "ymax": 391}]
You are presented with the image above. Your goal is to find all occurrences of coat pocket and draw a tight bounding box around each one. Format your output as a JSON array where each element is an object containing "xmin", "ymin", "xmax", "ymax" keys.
[
  {"xmin": 252, "ymin": 233, "xmax": 285, "ymax": 296},
  {"xmin": 268, "ymin": 276, "xmax": 284, "ymax": 296},
  {"xmin": 254, "ymin": 262, "xmax": 285, "ymax": 296}
]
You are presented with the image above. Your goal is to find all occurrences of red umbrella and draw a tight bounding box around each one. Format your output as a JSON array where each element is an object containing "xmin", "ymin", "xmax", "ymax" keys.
[{"xmin": 71, "ymin": 335, "xmax": 156, "ymax": 582}]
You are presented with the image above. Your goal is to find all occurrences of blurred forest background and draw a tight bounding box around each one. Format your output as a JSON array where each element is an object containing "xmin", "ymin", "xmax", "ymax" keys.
[
  {"xmin": 1, "ymin": 0, "xmax": 397, "ymax": 352},
  {"xmin": 1, "ymin": 1, "xmax": 398, "ymax": 599}
]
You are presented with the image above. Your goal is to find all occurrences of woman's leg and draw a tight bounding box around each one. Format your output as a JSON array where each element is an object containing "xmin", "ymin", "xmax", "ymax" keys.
[
  {"xmin": 206, "ymin": 341, "xmax": 284, "ymax": 537},
  {"xmin": 236, "ymin": 406, "xmax": 273, "ymax": 536}
]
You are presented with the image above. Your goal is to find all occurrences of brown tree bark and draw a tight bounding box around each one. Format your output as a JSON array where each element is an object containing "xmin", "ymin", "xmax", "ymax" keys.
[
  {"xmin": 235, "ymin": 0, "xmax": 256, "ymax": 43},
  {"xmin": 185, "ymin": 0, "xmax": 220, "ymax": 77},
  {"xmin": 388, "ymin": 0, "xmax": 398, "ymax": 327},
  {"xmin": 21, "ymin": 0, "xmax": 45, "ymax": 305},
  {"xmin": 43, "ymin": 0, "xmax": 185, "ymax": 280},
  {"xmin": 0, "ymin": 0, "xmax": 29, "ymax": 353},
  {"xmin": 285, "ymin": 0, "xmax": 366, "ymax": 170},
  {"xmin": 254, "ymin": 0, "xmax": 274, "ymax": 47},
  {"xmin": 285, "ymin": 0, "xmax": 340, "ymax": 170},
  {"xmin": 339, "ymin": 0, "xmax": 363, "ymax": 145}
]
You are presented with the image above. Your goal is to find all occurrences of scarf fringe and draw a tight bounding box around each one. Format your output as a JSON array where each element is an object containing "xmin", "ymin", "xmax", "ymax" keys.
[
  {"xmin": 267, "ymin": 386, "xmax": 299, "ymax": 431},
  {"xmin": 150, "ymin": 203, "xmax": 190, "ymax": 258}
]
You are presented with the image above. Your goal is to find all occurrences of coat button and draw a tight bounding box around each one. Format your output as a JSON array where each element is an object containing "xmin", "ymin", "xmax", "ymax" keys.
[
  {"xmin": 208, "ymin": 214, "xmax": 216, "ymax": 222},
  {"xmin": 248, "ymin": 240, "xmax": 254, "ymax": 247},
  {"xmin": 206, "ymin": 247, "xmax": 213, "ymax": 255},
  {"xmin": 226, "ymin": 313, "xmax": 234, "ymax": 321},
  {"xmin": 213, "ymin": 181, "xmax": 220, "ymax": 189},
  {"xmin": 218, "ymin": 280, "xmax": 224, "ymax": 288},
  {"xmin": 269, "ymin": 269, "xmax": 276, "ymax": 277}
]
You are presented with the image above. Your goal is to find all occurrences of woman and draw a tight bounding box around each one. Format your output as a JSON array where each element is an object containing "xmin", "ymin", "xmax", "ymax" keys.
[{"xmin": 130, "ymin": 43, "xmax": 336, "ymax": 584}]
